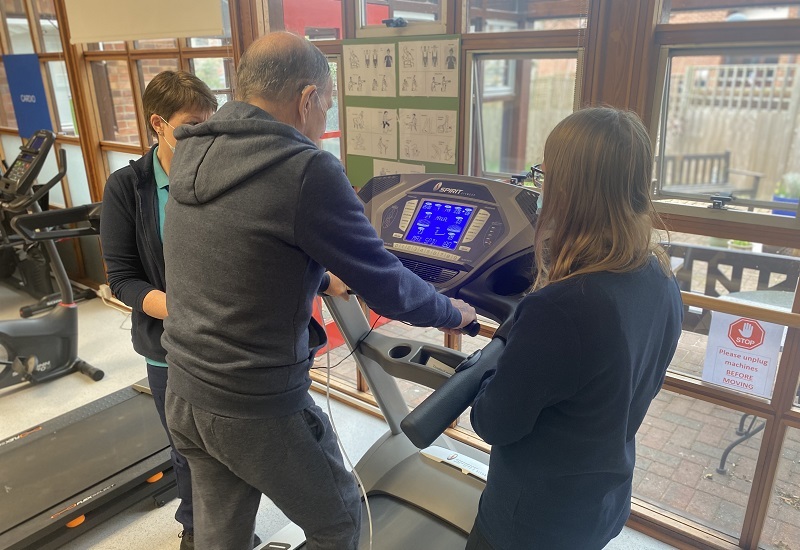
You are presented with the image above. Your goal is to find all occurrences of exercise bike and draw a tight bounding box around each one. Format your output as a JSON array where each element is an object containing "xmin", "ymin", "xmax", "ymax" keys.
[
  {"xmin": 0, "ymin": 129, "xmax": 103, "ymax": 390},
  {"xmin": 1, "ymin": 154, "xmax": 96, "ymax": 319}
]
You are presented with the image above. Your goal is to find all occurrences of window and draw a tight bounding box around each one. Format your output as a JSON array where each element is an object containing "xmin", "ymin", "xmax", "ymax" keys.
[
  {"xmin": 0, "ymin": 61, "xmax": 18, "ymax": 128},
  {"xmin": 105, "ymin": 150, "xmax": 140, "ymax": 176},
  {"xmin": 134, "ymin": 39, "xmax": 178, "ymax": 50},
  {"xmin": 664, "ymin": 3, "xmax": 800, "ymax": 24},
  {"xmin": 469, "ymin": 52, "xmax": 578, "ymax": 177},
  {"xmin": 79, "ymin": 0, "xmax": 238, "ymax": 185},
  {"xmin": 90, "ymin": 60, "xmax": 139, "ymax": 145},
  {"xmin": 0, "ymin": 134, "xmax": 21, "ymax": 165},
  {"xmin": 320, "ymin": 59, "xmax": 342, "ymax": 160},
  {"xmin": 136, "ymin": 59, "xmax": 181, "ymax": 91},
  {"xmin": 466, "ymin": 0, "xmax": 587, "ymax": 33},
  {"xmin": 654, "ymin": 50, "xmax": 800, "ymax": 215},
  {"xmin": 760, "ymin": 425, "xmax": 800, "ymax": 549},
  {"xmin": 186, "ymin": 0, "xmax": 232, "ymax": 47},
  {"xmin": 62, "ymin": 143, "xmax": 91, "ymax": 205},
  {"xmin": 358, "ymin": 0, "xmax": 447, "ymax": 36},
  {"xmin": 363, "ymin": 0, "xmax": 442, "ymax": 24},
  {"xmin": 31, "ymin": 0, "xmax": 61, "ymax": 53},
  {"xmin": 634, "ymin": 390, "xmax": 765, "ymax": 540},
  {"xmin": 85, "ymin": 41, "xmax": 125, "ymax": 52},
  {"xmin": 280, "ymin": 0, "xmax": 344, "ymax": 40},
  {"xmin": 45, "ymin": 61, "xmax": 76, "ymax": 136},
  {"xmin": 189, "ymin": 57, "xmax": 235, "ymax": 108},
  {"xmin": 1, "ymin": 0, "xmax": 33, "ymax": 53}
]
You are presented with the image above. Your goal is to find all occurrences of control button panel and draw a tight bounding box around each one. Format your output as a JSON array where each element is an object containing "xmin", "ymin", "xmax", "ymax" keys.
[
  {"xmin": 462, "ymin": 209, "xmax": 491, "ymax": 243},
  {"xmin": 398, "ymin": 199, "xmax": 419, "ymax": 232},
  {"xmin": 393, "ymin": 242, "xmax": 460, "ymax": 262}
]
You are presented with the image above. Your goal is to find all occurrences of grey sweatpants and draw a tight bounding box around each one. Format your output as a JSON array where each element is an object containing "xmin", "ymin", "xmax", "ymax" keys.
[{"xmin": 165, "ymin": 390, "xmax": 361, "ymax": 550}]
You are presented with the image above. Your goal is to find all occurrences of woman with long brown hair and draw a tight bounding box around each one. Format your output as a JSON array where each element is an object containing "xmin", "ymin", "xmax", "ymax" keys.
[{"xmin": 467, "ymin": 107, "xmax": 683, "ymax": 549}]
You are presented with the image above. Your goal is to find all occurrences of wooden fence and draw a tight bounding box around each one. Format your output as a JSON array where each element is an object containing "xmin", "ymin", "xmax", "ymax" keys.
[{"xmin": 664, "ymin": 63, "xmax": 800, "ymax": 200}]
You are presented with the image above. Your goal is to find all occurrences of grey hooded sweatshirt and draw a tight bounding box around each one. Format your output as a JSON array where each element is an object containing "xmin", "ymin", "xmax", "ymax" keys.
[{"xmin": 161, "ymin": 101, "xmax": 460, "ymax": 418}]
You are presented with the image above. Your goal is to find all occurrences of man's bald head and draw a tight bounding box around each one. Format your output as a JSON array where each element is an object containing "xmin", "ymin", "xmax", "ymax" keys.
[{"xmin": 236, "ymin": 32, "xmax": 330, "ymax": 104}]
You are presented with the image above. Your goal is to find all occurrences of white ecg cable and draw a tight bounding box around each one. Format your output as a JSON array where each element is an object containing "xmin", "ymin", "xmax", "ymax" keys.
[{"xmin": 318, "ymin": 296, "xmax": 374, "ymax": 550}]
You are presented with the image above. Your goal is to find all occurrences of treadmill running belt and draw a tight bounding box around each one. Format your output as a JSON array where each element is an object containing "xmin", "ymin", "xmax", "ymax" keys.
[{"xmin": 0, "ymin": 393, "xmax": 168, "ymax": 532}]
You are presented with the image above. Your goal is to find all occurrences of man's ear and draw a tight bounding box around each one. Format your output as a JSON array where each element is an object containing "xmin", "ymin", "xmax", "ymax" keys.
[{"xmin": 298, "ymin": 85, "xmax": 317, "ymax": 124}]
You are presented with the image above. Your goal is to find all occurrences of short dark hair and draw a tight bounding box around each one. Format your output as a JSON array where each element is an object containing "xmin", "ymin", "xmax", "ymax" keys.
[
  {"xmin": 142, "ymin": 71, "xmax": 218, "ymax": 137},
  {"xmin": 236, "ymin": 33, "xmax": 330, "ymax": 103}
]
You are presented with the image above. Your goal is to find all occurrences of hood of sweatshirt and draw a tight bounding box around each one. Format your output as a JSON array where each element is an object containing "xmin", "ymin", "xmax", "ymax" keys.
[{"xmin": 169, "ymin": 101, "xmax": 317, "ymax": 205}]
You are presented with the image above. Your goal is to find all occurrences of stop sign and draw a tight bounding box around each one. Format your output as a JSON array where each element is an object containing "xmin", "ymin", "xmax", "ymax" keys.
[{"xmin": 728, "ymin": 318, "xmax": 765, "ymax": 350}]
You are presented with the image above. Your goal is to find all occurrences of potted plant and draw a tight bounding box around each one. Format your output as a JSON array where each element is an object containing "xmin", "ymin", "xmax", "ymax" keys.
[{"xmin": 773, "ymin": 172, "xmax": 800, "ymax": 217}]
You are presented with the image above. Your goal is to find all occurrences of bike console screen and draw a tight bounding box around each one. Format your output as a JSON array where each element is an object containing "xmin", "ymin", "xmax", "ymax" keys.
[
  {"xmin": 359, "ymin": 174, "xmax": 539, "ymax": 320},
  {"xmin": 1, "ymin": 131, "xmax": 55, "ymax": 198}
]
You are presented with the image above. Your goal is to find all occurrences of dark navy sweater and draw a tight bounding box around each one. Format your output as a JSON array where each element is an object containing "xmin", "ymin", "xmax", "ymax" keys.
[
  {"xmin": 471, "ymin": 257, "xmax": 682, "ymax": 549},
  {"xmin": 100, "ymin": 146, "xmax": 167, "ymax": 362},
  {"xmin": 161, "ymin": 101, "xmax": 461, "ymax": 418}
]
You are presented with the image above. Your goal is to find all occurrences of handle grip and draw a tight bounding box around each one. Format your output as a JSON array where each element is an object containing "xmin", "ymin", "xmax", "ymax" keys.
[
  {"xmin": 401, "ymin": 337, "xmax": 505, "ymax": 449},
  {"xmin": 461, "ymin": 320, "xmax": 481, "ymax": 337}
]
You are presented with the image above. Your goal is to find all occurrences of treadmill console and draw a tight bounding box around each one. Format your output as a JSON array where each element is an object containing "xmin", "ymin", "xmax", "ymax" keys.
[
  {"xmin": 1, "ymin": 130, "xmax": 55, "ymax": 199},
  {"xmin": 359, "ymin": 174, "xmax": 539, "ymax": 314}
]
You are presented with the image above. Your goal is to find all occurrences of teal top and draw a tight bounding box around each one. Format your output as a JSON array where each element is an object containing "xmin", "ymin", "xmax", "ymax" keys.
[
  {"xmin": 146, "ymin": 146, "xmax": 169, "ymax": 368},
  {"xmin": 154, "ymin": 146, "xmax": 170, "ymax": 239}
]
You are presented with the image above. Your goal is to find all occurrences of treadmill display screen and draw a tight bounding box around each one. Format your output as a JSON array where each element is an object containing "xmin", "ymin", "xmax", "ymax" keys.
[{"xmin": 404, "ymin": 200, "xmax": 474, "ymax": 250}]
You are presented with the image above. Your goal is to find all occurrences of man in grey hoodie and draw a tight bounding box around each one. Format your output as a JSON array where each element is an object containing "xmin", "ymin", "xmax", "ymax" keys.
[{"xmin": 162, "ymin": 32, "xmax": 476, "ymax": 550}]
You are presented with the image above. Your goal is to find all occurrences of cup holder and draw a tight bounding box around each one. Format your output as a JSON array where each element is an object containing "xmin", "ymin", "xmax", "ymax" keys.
[{"xmin": 389, "ymin": 345, "xmax": 412, "ymax": 359}]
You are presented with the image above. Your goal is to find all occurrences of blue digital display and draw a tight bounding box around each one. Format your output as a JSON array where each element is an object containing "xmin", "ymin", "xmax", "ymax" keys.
[
  {"xmin": 404, "ymin": 200, "xmax": 474, "ymax": 250},
  {"xmin": 29, "ymin": 135, "xmax": 45, "ymax": 150}
]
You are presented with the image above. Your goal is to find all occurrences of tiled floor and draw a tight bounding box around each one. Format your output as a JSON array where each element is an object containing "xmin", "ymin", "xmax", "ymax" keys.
[{"xmin": 0, "ymin": 283, "xmax": 677, "ymax": 549}]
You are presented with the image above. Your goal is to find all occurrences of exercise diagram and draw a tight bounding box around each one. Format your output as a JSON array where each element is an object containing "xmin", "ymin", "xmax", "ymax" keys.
[
  {"xmin": 401, "ymin": 74, "xmax": 419, "ymax": 93},
  {"xmin": 346, "ymin": 107, "xmax": 397, "ymax": 159},
  {"xmin": 399, "ymin": 108, "xmax": 457, "ymax": 164},
  {"xmin": 344, "ymin": 44, "xmax": 396, "ymax": 97},
  {"xmin": 399, "ymin": 39, "xmax": 459, "ymax": 98}
]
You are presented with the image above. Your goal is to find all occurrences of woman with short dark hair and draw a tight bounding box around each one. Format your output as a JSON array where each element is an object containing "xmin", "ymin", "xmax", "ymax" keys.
[
  {"xmin": 467, "ymin": 107, "xmax": 683, "ymax": 550},
  {"xmin": 99, "ymin": 71, "xmax": 221, "ymax": 550}
]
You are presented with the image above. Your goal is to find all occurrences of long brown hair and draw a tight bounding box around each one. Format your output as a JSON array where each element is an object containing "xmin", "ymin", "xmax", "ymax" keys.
[{"xmin": 533, "ymin": 107, "xmax": 670, "ymax": 290}]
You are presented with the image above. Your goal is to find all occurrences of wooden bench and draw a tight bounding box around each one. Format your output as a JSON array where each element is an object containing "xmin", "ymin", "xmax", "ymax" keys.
[
  {"xmin": 657, "ymin": 151, "xmax": 762, "ymax": 198},
  {"xmin": 666, "ymin": 243, "xmax": 800, "ymax": 334}
]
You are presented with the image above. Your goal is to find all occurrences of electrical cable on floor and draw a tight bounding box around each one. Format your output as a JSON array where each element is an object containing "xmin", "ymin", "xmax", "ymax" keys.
[
  {"xmin": 318, "ymin": 296, "xmax": 374, "ymax": 550},
  {"xmin": 97, "ymin": 297, "xmax": 132, "ymax": 330}
]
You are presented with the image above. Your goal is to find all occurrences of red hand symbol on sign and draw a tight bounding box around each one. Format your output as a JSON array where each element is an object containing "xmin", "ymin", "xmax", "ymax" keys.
[
  {"xmin": 728, "ymin": 318, "xmax": 765, "ymax": 350},
  {"xmin": 738, "ymin": 322, "xmax": 753, "ymax": 339}
]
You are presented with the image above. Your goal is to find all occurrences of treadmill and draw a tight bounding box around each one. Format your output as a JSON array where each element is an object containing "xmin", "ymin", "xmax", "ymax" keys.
[
  {"xmin": 0, "ymin": 133, "xmax": 176, "ymax": 550},
  {"xmin": 264, "ymin": 174, "xmax": 538, "ymax": 549}
]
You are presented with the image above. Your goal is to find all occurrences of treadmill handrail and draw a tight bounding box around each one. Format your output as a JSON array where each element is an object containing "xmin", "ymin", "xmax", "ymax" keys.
[
  {"xmin": 400, "ymin": 336, "xmax": 506, "ymax": 449},
  {"xmin": 357, "ymin": 331, "xmax": 468, "ymax": 390},
  {"xmin": 11, "ymin": 202, "xmax": 101, "ymax": 242}
]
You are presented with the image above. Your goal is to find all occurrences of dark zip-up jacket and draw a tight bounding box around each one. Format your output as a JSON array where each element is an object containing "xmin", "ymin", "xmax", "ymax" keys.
[
  {"xmin": 162, "ymin": 101, "xmax": 461, "ymax": 418},
  {"xmin": 471, "ymin": 257, "xmax": 682, "ymax": 549},
  {"xmin": 100, "ymin": 146, "xmax": 167, "ymax": 362}
]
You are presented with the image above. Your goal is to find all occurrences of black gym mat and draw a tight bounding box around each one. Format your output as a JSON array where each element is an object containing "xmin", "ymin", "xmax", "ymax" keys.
[{"xmin": 0, "ymin": 390, "xmax": 168, "ymax": 532}]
